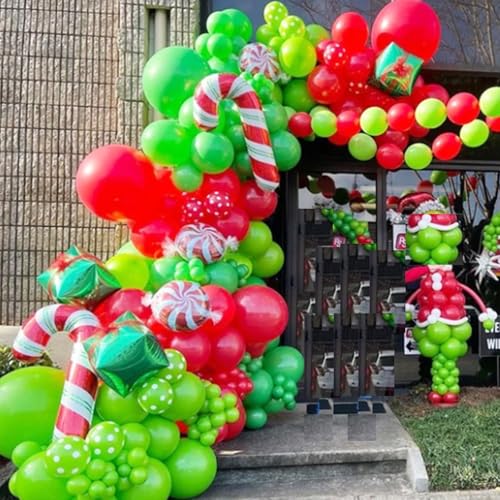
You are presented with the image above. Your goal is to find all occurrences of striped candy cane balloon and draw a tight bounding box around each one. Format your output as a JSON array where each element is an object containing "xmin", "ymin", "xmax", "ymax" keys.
[
  {"xmin": 194, "ymin": 73, "xmax": 280, "ymax": 192},
  {"xmin": 13, "ymin": 304, "xmax": 101, "ymax": 439}
]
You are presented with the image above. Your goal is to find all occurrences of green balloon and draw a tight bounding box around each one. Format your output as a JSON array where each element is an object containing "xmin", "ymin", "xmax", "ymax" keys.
[
  {"xmin": 265, "ymin": 337, "xmax": 281, "ymax": 353},
  {"xmin": 272, "ymin": 83, "xmax": 283, "ymax": 104},
  {"xmin": 263, "ymin": 102, "xmax": 288, "ymax": 133},
  {"xmin": 161, "ymin": 373, "xmax": 205, "ymax": 422},
  {"xmin": 279, "ymin": 15, "xmax": 306, "ymax": 38},
  {"xmin": 479, "ymin": 86, "xmax": 500, "ymax": 117},
  {"xmin": 442, "ymin": 227, "xmax": 463, "ymax": 247},
  {"xmin": 256, "ymin": 24, "xmax": 278, "ymax": 45},
  {"xmin": 12, "ymin": 441, "xmax": 44, "ymax": 468},
  {"xmin": 141, "ymin": 119, "xmax": 191, "ymax": 166},
  {"xmin": 120, "ymin": 458, "xmax": 171, "ymax": 500},
  {"xmin": 405, "ymin": 143, "xmax": 433, "ymax": 170},
  {"xmin": 412, "ymin": 326, "xmax": 426, "ymax": 342},
  {"xmin": 264, "ymin": 398, "xmax": 285, "ymax": 414},
  {"xmin": 251, "ymin": 241, "xmax": 285, "ymax": 278},
  {"xmin": 142, "ymin": 416, "xmax": 180, "ymax": 461},
  {"xmin": 264, "ymin": 1, "xmax": 288, "ymax": 29},
  {"xmin": 415, "ymin": 98, "xmax": 447, "ymax": 129},
  {"xmin": 283, "ymin": 79, "xmax": 315, "ymax": 112},
  {"xmin": 306, "ymin": 24, "xmax": 330, "ymax": 45},
  {"xmin": 269, "ymin": 35, "xmax": 285, "ymax": 53},
  {"xmin": 122, "ymin": 423, "xmax": 151, "ymax": 450},
  {"xmin": 431, "ymin": 243, "xmax": 453, "ymax": 264},
  {"xmin": 263, "ymin": 346, "xmax": 304, "ymax": 382},
  {"xmin": 279, "ymin": 37, "xmax": 317, "ymax": 78},
  {"xmin": 311, "ymin": 110, "xmax": 337, "ymax": 138},
  {"xmin": 225, "ymin": 125, "xmax": 246, "ymax": 152},
  {"xmin": 409, "ymin": 243, "xmax": 430, "ymax": 263},
  {"xmin": 284, "ymin": 105, "xmax": 296, "ymax": 120},
  {"xmin": 244, "ymin": 275, "xmax": 266, "ymax": 286},
  {"xmin": 430, "ymin": 170, "xmax": 448, "ymax": 185},
  {"xmin": 207, "ymin": 11, "xmax": 234, "ymax": 36},
  {"xmin": 233, "ymin": 151, "xmax": 252, "ymax": 178},
  {"xmin": 224, "ymin": 252, "xmax": 253, "ymax": 278},
  {"xmin": 177, "ymin": 97, "xmax": 198, "ymax": 135},
  {"xmin": 0, "ymin": 367, "xmax": 64, "ymax": 458},
  {"xmin": 192, "ymin": 132, "xmax": 234, "ymax": 174},
  {"xmin": 143, "ymin": 47, "xmax": 210, "ymax": 118},
  {"xmin": 95, "ymin": 384, "xmax": 147, "ymax": 424},
  {"xmin": 208, "ymin": 55, "xmax": 240, "ymax": 75},
  {"xmin": 451, "ymin": 323, "xmax": 472, "ymax": 342},
  {"xmin": 360, "ymin": 107, "xmax": 388, "ymax": 136},
  {"xmin": 206, "ymin": 261, "xmax": 239, "ymax": 292},
  {"xmin": 348, "ymin": 133, "xmax": 377, "ymax": 161},
  {"xmin": 150, "ymin": 256, "xmax": 183, "ymax": 290},
  {"xmin": 195, "ymin": 33, "xmax": 210, "ymax": 59},
  {"xmin": 239, "ymin": 221, "xmax": 273, "ymax": 258},
  {"xmin": 417, "ymin": 227, "xmax": 442, "ymax": 250},
  {"xmin": 418, "ymin": 337, "xmax": 439, "ymax": 358},
  {"xmin": 271, "ymin": 129, "xmax": 302, "ymax": 171},
  {"xmin": 427, "ymin": 323, "xmax": 451, "ymax": 345},
  {"xmin": 207, "ymin": 33, "xmax": 233, "ymax": 60},
  {"xmin": 440, "ymin": 337, "xmax": 463, "ymax": 359},
  {"xmin": 10, "ymin": 452, "xmax": 71, "ymax": 500},
  {"xmin": 245, "ymin": 369, "xmax": 274, "ymax": 408},
  {"xmin": 116, "ymin": 241, "xmax": 142, "ymax": 256},
  {"xmin": 171, "ymin": 164, "xmax": 204, "ymax": 192},
  {"xmin": 460, "ymin": 120, "xmax": 489, "ymax": 148},
  {"xmin": 224, "ymin": 9, "xmax": 253, "ymax": 42},
  {"xmin": 105, "ymin": 254, "xmax": 150, "ymax": 290},
  {"xmin": 245, "ymin": 407, "xmax": 268, "ymax": 429},
  {"xmin": 165, "ymin": 439, "xmax": 217, "ymax": 499}
]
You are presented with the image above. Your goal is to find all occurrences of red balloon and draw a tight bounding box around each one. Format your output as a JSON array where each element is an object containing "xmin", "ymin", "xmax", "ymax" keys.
[
  {"xmin": 207, "ymin": 326, "xmax": 246, "ymax": 372},
  {"xmin": 238, "ymin": 180, "xmax": 278, "ymax": 220},
  {"xmin": 331, "ymin": 12, "xmax": 369, "ymax": 53},
  {"xmin": 168, "ymin": 330, "xmax": 212, "ymax": 372},
  {"xmin": 92, "ymin": 289, "xmax": 151, "ymax": 327},
  {"xmin": 338, "ymin": 98, "xmax": 363, "ymax": 116},
  {"xmin": 442, "ymin": 393, "xmax": 459, "ymax": 405},
  {"xmin": 130, "ymin": 218, "xmax": 180, "ymax": 258},
  {"xmin": 224, "ymin": 395, "xmax": 246, "ymax": 441},
  {"xmin": 376, "ymin": 143, "xmax": 404, "ymax": 170},
  {"xmin": 200, "ymin": 170, "xmax": 241, "ymax": 201},
  {"xmin": 371, "ymin": 0, "xmax": 441, "ymax": 62},
  {"xmin": 181, "ymin": 195, "xmax": 207, "ymax": 224},
  {"xmin": 428, "ymin": 391, "xmax": 442, "ymax": 405},
  {"xmin": 417, "ymin": 180, "xmax": 433, "ymax": 194},
  {"xmin": 362, "ymin": 85, "xmax": 396, "ymax": 111},
  {"xmin": 246, "ymin": 342, "xmax": 269, "ymax": 358},
  {"xmin": 288, "ymin": 112, "xmax": 313, "ymax": 138},
  {"xmin": 202, "ymin": 284, "xmax": 236, "ymax": 334},
  {"xmin": 346, "ymin": 49, "xmax": 375, "ymax": 83},
  {"xmin": 328, "ymin": 132, "xmax": 350, "ymax": 146},
  {"xmin": 316, "ymin": 39, "xmax": 332, "ymax": 64},
  {"xmin": 447, "ymin": 92, "xmax": 480, "ymax": 125},
  {"xmin": 317, "ymin": 175, "xmax": 336, "ymax": 198},
  {"xmin": 375, "ymin": 130, "xmax": 409, "ymax": 150},
  {"xmin": 336, "ymin": 110, "xmax": 361, "ymax": 139},
  {"xmin": 307, "ymin": 65, "xmax": 346, "ymax": 105},
  {"xmin": 76, "ymin": 145, "xmax": 161, "ymax": 223},
  {"xmin": 424, "ymin": 84, "xmax": 450, "ymax": 104},
  {"xmin": 323, "ymin": 42, "xmax": 349, "ymax": 72},
  {"xmin": 212, "ymin": 206, "xmax": 250, "ymax": 241},
  {"xmin": 432, "ymin": 133, "xmax": 462, "ymax": 161},
  {"xmin": 409, "ymin": 122, "xmax": 429, "ymax": 138},
  {"xmin": 386, "ymin": 195, "xmax": 399, "ymax": 209},
  {"xmin": 486, "ymin": 116, "xmax": 500, "ymax": 132},
  {"xmin": 387, "ymin": 103, "xmax": 415, "ymax": 132},
  {"xmin": 233, "ymin": 285, "xmax": 288, "ymax": 343}
]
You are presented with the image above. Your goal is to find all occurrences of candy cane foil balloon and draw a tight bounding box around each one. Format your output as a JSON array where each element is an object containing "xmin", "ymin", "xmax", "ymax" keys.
[
  {"xmin": 12, "ymin": 304, "xmax": 101, "ymax": 439},
  {"xmin": 194, "ymin": 73, "xmax": 280, "ymax": 192}
]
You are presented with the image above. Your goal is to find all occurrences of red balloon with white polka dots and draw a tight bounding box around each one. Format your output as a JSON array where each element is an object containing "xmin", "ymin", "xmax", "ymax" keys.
[{"xmin": 204, "ymin": 191, "xmax": 233, "ymax": 219}]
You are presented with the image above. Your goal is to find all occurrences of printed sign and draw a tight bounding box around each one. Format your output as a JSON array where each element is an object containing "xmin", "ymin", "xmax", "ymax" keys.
[
  {"xmin": 404, "ymin": 327, "xmax": 419, "ymax": 355},
  {"xmin": 393, "ymin": 224, "xmax": 406, "ymax": 251},
  {"xmin": 332, "ymin": 235, "xmax": 347, "ymax": 248},
  {"xmin": 479, "ymin": 321, "xmax": 500, "ymax": 356}
]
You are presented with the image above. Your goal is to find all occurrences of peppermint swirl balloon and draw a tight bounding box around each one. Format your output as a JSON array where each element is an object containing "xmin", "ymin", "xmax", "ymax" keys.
[
  {"xmin": 151, "ymin": 280, "xmax": 210, "ymax": 331},
  {"xmin": 239, "ymin": 43, "xmax": 282, "ymax": 82},
  {"xmin": 175, "ymin": 223, "xmax": 227, "ymax": 264}
]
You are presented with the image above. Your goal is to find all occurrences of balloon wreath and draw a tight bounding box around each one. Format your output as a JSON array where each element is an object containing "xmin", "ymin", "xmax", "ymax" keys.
[{"xmin": 2, "ymin": 1, "xmax": 500, "ymax": 498}]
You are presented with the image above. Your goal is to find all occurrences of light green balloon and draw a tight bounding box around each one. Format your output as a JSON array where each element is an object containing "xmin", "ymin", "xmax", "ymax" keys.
[
  {"xmin": 256, "ymin": 24, "xmax": 278, "ymax": 45},
  {"xmin": 142, "ymin": 416, "xmax": 180, "ymax": 461},
  {"xmin": 105, "ymin": 254, "xmax": 150, "ymax": 290},
  {"xmin": 404, "ymin": 143, "xmax": 433, "ymax": 170},
  {"xmin": 160, "ymin": 373, "xmax": 206, "ymax": 422},
  {"xmin": 95, "ymin": 384, "xmax": 147, "ymax": 424},
  {"xmin": 224, "ymin": 252, "xmax": 253, "ymax": 278},
  {"xmin": 207, "ymin": 33, "xmax": 233, "ymax": 60},
  {"xmin": 311, "ymin": 110, "xmax": 337, "ymax": 137},
  {"xmin": 360, "ymin": 107, "xmax": 388, "ymax": 136},
  {"xmin": 479, "ymin": 86, "xmax": 500, "ymax": 117},
  {"xmin": 238, "ymin": 221, "xmax": 273, "ymax": 258},
  {"xmin": 208, "ymin": 54, "xmax": 240, "ymax": 75},
  {"xmin": 116, "ymin": 241, "xmax": 141, "ymax": 256},
  {"xmin": 460, "ymin": 119, "xmax": 490, "ymax": 148},
  {"xmin": 271, "ymin": 130, "xmax": 302, "ymax": 171},
  {"xmin": 415, "ymin": 98, "xmax": 447, "ymax": 129},
  {"xmin": 120, "ymin": 458, "xmax": 171, "ymax": 500},
  {"xmin": 348, "ymin": 133, "xmax": 377, "ymax": 161},
  {"xmin": 306, "ymin": 24, "xmax": 330, "ymax": 45},
  {"xmin": 206, "ymin": 11, "xmax": 234, "ymax": 36},
  {"xmin": 192, "ymin": 132, "xmax": 234, "ymax": 173},
  {"xmin": 251, "ymin": 241, "xmax": 285, "ymax": 278},
  {"xmin": 264, "ymin": 1, "xmax": 288, "ymax": 29},
  {"xmin": 279, "ymin": 15, "xmax": 306, "ymax": 38},
  {"xmin": 149, "ymin": 256, "xmax": 183, "ymax": 290},
  {"xmin": 194, "ymin": 33, "xmax": 210, "ymax": 59},
  {"xmin": 310, "ymin": 105, "xmax": 330, "ymax": 116},
  {"xmin": 206, "ymin": 261, "xmax": 239, "ymax": 292},
  {"xmin": 279, "ymin": 37, "xmax": 317, "ymax": 78},
  {"xmin": 171, "ymin": 164, "xmax": 203, "ymax": 192},
  {"xmin": 284, "ymin": 105, "xmax": 296, "ymax": 119},
  {"xmin": 282, "ymin": 79, "xmax": 315, "ymax": 112}
]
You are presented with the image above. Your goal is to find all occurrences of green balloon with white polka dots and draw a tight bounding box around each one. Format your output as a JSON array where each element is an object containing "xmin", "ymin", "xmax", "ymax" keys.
[
  {"xmin": 264, "ymin": 1, "xmax": 288, "ymax": 29},
  {"xmin": 157, "ymin": 349, "xmax": 187, "ymax": 384},
  {"xmin": 86, "ymin": 421, "xmax": 125, "ymax": 461},
  {"xmin": 136, "ymin": 377, "xmax": 174, "ymax": 414},
  {"xmin": 278, "ymin": 15, "xmax": 306, "ymax": 38},
  {"xmin": 45, "ymin": 436, "xmax": 90, "ymax": 478}
]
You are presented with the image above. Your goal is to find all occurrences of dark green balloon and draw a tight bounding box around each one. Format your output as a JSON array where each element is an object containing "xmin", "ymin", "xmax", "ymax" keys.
[
  {"xmin": 263, "ymin": 346, "xmax": 304, "ymax": 382},
  {"xmin": 263, "ymin": 102, "xmax": 289, "ymax": 133},
  {"xmin": 245, "ymin": 275, "xmax": 267, "ymax": 286},
  {"xmin": 225, "ymin": 125, "xmax": 246, "ymax": 152},
  {"xmin": 224, "ymin": 9, "xmax": 253, "ymax": 42},
  {"xmin": 171, "ymin": 164, "xmax": 204, "ymax": 192},
  {"xmin": 245, "ymin": 407, "xmax": 268, "ymax": 429},
  {"xmin": 282, "ymin": 79, "xmax": 315, "ymax": 112},
  {"xmin": 206, "ymin": 261, "xmax": 239, "ymax": 292},
  {"xmin": 233, "ymin": 151, "xmax": 252, "ymax": 178},
  {"xmin": 150, "ymin": 256, "xmax": 184, "ymax": 290},
  {"xmin": 271, "ymin": 130, "xmax": 301, "ymax": 171},
  {"xmin": 244, "ymin": 369, "xmax": 273, "ymax": 408},
  {"xmin": 192, "ymin": 132, "xmax": 234, "ymax": 173}
]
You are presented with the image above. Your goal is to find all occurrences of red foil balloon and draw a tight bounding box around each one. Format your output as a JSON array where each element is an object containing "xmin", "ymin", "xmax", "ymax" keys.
[
  {"xmin": 376, "ymin": 144, "xmax": 404, "ymax": 171},
  {"xmin": 92, "ymin": 289, "xmax": 151, "ymax": 327},
  {"xmin": 307, "ymin": 65, "xmax": 346, "ymax": 105},
  {"xmin": 371, "ymin": 0, "xmax": 441, "ymax": 62},
  {"xmin": 238, "ymin": 180, "xmax": 278, "ymax": 220},
  {"xmin": 130, "ymin": 218, "xmax": 180, "ymax": 258},
  {"xmin": 446, "ymin": 92, "xmax": 480, "ymax": 125},
  {"xmin": 233, "ymin": 285, "xmax": 288, "ymax": 343},
  {"xmin": 288, "ymin": 112, "xmax": 313, "ymax": 138},
  {"xmin": 331, "ymin": 12, "xmax": 369, "ymax": 53},
  {"xmin": 432, "ymin": 133, "xmax": 462, "ymax": 161},
  {"xmin": 207, "ymin": 326, "xmax": 246, "ymax": 372}
]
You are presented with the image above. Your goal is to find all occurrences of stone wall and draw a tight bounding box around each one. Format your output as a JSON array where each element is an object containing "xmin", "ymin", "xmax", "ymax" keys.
[{"xmin": 0, "ymin": 0, "xmax": 199, "ymax": 325}]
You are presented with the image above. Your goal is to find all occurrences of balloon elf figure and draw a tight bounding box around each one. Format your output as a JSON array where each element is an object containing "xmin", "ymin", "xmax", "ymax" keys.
[{"xmin": 402, "ymin": 193, "xmax": 497, "ymax": 406}]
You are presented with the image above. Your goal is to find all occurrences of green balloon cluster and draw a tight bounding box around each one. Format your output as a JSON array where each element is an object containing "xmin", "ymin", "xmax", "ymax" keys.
[
  {"xmin": 185, "ymin": 382, "xmax": 239, "ymax": 446},
  {"xmin": 174, "ymin": 257, "xmax": 210, "ymax": 285},
  {"xmin": 482, "ymin": 213, "xmax": 500, "ymax": 253},
  {"xmin": 240, "ymin": 345, "xmax": 304, "ymax": 430},
  {"xmin": 406, "ymin": 226, "xmax": 462, "ymax": 265}
]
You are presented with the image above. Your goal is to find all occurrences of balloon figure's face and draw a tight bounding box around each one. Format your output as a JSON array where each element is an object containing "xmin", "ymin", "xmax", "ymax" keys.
[{"xmin": 406, "ymin": 226, "xmax": 463, "ymax": 265}]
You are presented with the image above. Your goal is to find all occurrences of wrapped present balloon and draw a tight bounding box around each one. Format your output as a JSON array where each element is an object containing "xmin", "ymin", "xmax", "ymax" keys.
[
  {"xmin": 37, "ymin": 245, "xmax": 120, "ymax": 307},
  {"xmin": 84, "ymin": 312, "xmax": 168, "ymax": 396},
  {"xmin": 374, "ymin": 42, "xmax": 423, "ymax": 96}
]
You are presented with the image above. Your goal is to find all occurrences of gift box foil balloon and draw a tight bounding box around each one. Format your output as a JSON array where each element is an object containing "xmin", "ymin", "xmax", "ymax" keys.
[
  {"xmin": 84, "ymin": 312, "xmax": 169, "ymax": 396},
  {"xmin": 374, "ymin": 42, "xmax": 423, "ymax": 96},
  {"xmin": 37, "ymin": 245, "xmax": 120, "ymax": 307}
]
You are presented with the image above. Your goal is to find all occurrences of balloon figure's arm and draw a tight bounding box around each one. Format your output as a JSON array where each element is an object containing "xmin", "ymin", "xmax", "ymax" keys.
[
  {"xmin": 458, "ymin": 283, "xmax": 497, "ymax": 332},
  {"xmin": 406, "ymin": 289, "xmax": 420, "ymax": 306},
  {"xmin": 405, "ymin": 289, "xmax": 420, "ymax": 322}
]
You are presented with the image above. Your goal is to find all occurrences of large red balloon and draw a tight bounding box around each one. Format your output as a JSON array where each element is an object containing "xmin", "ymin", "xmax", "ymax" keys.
[
  {"xmin": 238, "ymin": 180, "xmax": 278, "ymax": 220},
  {"xmin": 76, "ymin": 145, "xmax": 160, "ymax": 223},
  {"xmin": 207, "ymin": 326, "xmax": 246, "ymax": 372},
  {"xmin": 203, "ymin": 284, "xmax": 236, "ymax": 334},
  {"xmin": 432, "ymin": 133, "xmax": 462, "ymax": 161},
  {"xmin": 446, "ymin": 92, "xmax": 480, "ymax": 125},
  {"xmin": 307, "ymin": 65, "xmax": 346, "ymax": 105},
  {"xmin": 331, "ymin": 12, "xmax": 369, "ymax": 53},
  {"xmin": 167, "ymin": 330, "xmax": 212, "ymax": 372},
  {"xmin": 92, "ymin": 289, "xmax": 151, "ymax": 327},
  {"xmin": 233, "ymin": 285, "xmax": 288, "ymax": 343},
  {"xmin": 371, "ymin": 0, "xmax": 441, "ymax": 62},
  {"xmin": 376, "ymin": 144, "xmax": 404, "ymax": 171},
  {"xmin": 212, "ymin": 206, "xmax": 250, "ymax": 241},
  {"xmin": 130, "ymin": 218, "xmax": 180, "ymax": 258}
]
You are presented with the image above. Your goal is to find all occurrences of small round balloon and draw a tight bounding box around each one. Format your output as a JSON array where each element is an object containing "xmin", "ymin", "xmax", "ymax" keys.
[
  {"xmin": 405, "ymin": 143, "xmax": 433, "ymax": 170},
  {"xmin": 348, "ymin": 133, "xmax": 377, "ymax": 161},
  {"xmin": 479, "ymin": 87, "xmax": 500, "ymax": 117},
  {"xmin": 360, "ymin": 107, "xmax": 388, "ymax": 136},
  {"xmin": 460, "ymin": 120, "xmax": 490, "ymax": 148},
  {"xmin": 279, "ymin": 37, "xmax": 317, "ymax": 78},
  {"xmin": 415, "ymin": 98, "xmax": 447, "ymax": 129}
]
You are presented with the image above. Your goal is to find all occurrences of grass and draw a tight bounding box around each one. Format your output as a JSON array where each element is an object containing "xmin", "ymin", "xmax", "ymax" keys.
[{"xmin": 391, "ymin": 386, "xmax": 500, "ymax": 491}]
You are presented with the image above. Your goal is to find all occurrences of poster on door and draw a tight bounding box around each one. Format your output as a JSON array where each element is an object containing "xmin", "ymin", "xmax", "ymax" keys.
[
  {"xmin": 404, "ymin": 327, "xmax": 419, "ymax": 355},
  {"xmin": 393, "ymin": 224, "xmax": 406, "ymax": 251}
]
